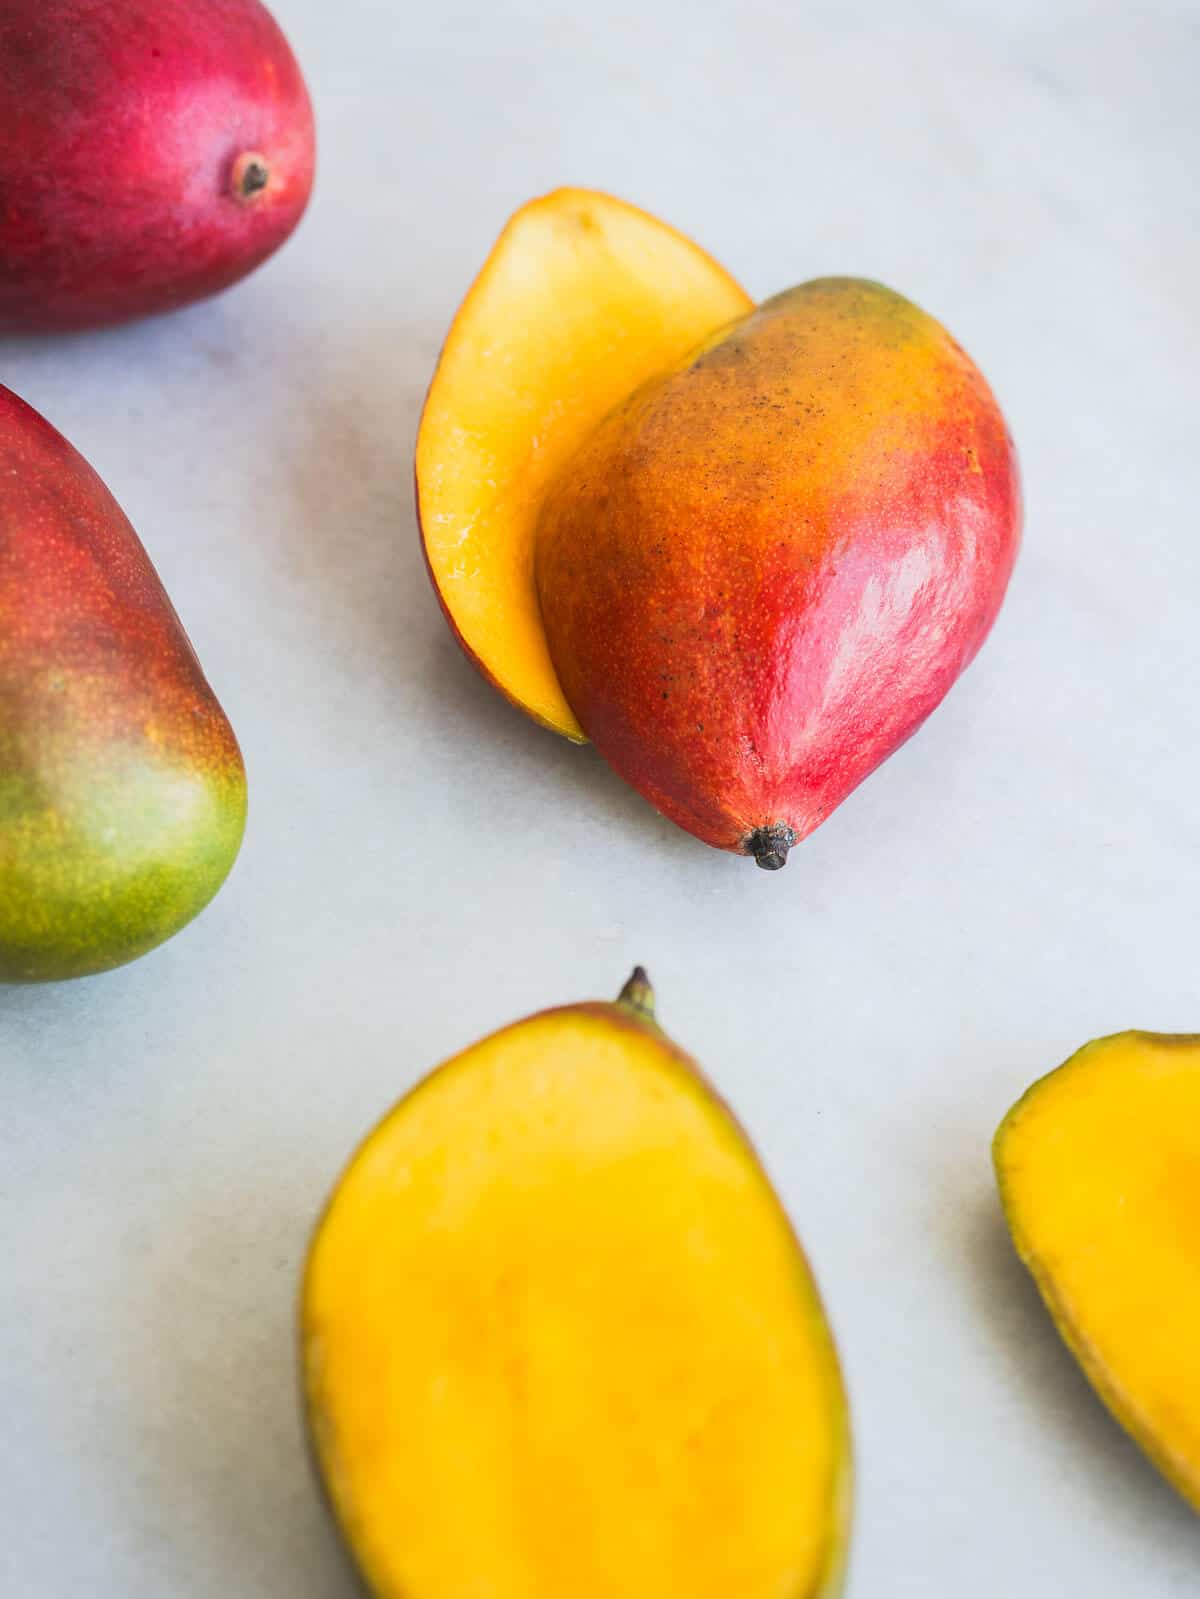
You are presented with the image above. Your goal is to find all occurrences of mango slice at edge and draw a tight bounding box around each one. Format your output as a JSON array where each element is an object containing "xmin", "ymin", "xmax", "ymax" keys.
[{"xmin": 995, "ymin": 1029, "xmax": 1200, "ymax": 1511}]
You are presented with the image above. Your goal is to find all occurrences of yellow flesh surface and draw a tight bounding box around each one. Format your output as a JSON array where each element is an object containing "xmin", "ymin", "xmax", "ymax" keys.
[
  {"xmin": 996, "ymin": 1030, "xmax": 1200, "ymax": 1508},
  {"xmin": 416, "ymin": 189, "xmax": 753, "ymax": 739},
  {"xmin": 303, "ymin": 1003, "xmax": 848, "ymax": 1599}
]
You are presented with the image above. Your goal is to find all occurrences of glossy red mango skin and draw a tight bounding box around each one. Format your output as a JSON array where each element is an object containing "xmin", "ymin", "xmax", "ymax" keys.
[
  {"xmin": 0, "ymin": 0, "xmax": 315, "ymax": 333},
  {"xmin": 0, "ymin": 386, "xmax": 247, "ymax": 981},
  {"xmin": 536, "ymin": 279, "xmax": 1021, "ymax": 862}
]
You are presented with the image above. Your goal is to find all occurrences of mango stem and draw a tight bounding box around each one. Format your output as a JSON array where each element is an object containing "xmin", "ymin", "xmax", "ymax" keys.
[
  {"xmin": 617, "ymin": 966, "xmax": 656, "ymax": 1019},
  {"xmin": 747, "ymin": 824, "xmax": 795, "ymax": 871}
]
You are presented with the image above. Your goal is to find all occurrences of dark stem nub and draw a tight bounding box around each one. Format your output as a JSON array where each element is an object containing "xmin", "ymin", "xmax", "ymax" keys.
[
  {"xmin": 232, "ymin": 152, "xmax": 271, "ymax": 203},
  {"xmin": 617, "ymin": 965, "xmax": 656, "ymax": 1019},
  {"xmin": 747, "ymin": 823, "xmax": 796, "ymax": 871}
]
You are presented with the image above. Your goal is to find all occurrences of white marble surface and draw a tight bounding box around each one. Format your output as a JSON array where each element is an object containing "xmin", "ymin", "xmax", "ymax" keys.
[{"xmin": 2, "ymin": 0, "xmax": 1198, "ymax": 1593}]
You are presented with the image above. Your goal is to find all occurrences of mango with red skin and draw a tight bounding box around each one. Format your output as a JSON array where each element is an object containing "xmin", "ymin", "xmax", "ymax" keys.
[
  {"xmin": 0, "ymin": 386, "xmax": 247, "ymax": 981},
  {"xmin": 0, "ymin": 0, "xmax": 315, "ymax": 333},
  {"xmin": 536, "ymin": 278, "xmax": 1021, "ymax": 866}
]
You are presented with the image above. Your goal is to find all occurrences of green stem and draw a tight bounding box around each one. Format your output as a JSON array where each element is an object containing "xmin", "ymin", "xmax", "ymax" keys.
[{"xmin": 617, "ymin": 965, "xmax": 656, "ymax": 1020}]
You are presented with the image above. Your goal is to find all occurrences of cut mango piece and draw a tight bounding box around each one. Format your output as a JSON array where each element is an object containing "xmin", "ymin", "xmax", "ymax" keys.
[
  {"xmin": 995, "ymin": 1030, "xmax": 1200, "ymax": 1510},
  {"xmin": 302, "ymin": 971, "xmax": 851, "ymax": 1599},
  {"xmin": 416, "ymin": 189, "xmax": 753, "ymax": 739}
]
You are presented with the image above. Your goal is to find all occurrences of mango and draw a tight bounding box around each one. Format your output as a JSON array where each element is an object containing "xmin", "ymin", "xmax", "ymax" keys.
[
  {"xmin": 417, "ymin": 188, "xmax": 752, "ymax": 738},
  {"xmin": 302, "ymin": 968, "xmax": 852, "ymax": 1599},
  {"xmin": 418, "ymin": 192, "xmax": 1020, "ymax": 865},
  {"xmin": 0, "ymin": 385, "xmax": 247, "ymax": 981},
  {"xmin": 995, "ymin": 1031, "xmax": 1200, "ymax": 1511},
  {"xmin": 0, "ymin": 0, "xmax": 314, "ymax": 332},
  {"xmin": 536, "ymin": 277, "xmax": 1021, "ymax": 866}
]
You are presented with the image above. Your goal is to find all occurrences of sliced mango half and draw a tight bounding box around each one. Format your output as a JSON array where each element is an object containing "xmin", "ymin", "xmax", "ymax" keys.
[
  {"xmin": 995, "ymin": 1029, "xmax": 1200, "ymax": 1510},
  {"xmin": 416, "ymin": 189, "xmax": 752, "ymax": 738},
  {"xmin": 302, "ymin": 970, "xmax": 851, "ymax": 1598}
]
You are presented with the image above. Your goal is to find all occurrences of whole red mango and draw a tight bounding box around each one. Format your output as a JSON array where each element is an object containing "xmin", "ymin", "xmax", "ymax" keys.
[
  {"xmin": 536, "ymin": 279, "xmax": 1021, "ymax": 867},
  {"xmin": 0, "ymin": 385, "xmax": 247, "ymax": 981},
  {"xmin": 0, "ymin": 0, "xmax": 315, "ymax": 332}
]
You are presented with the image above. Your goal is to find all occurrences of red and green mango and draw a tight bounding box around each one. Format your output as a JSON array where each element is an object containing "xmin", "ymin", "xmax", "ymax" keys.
[{"xmin": 0, "ymin": 386, "xmax": 246, "ymax": 981}]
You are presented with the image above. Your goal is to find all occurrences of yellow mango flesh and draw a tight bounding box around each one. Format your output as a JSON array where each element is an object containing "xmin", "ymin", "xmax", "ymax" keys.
[
  {"xmin": 302, "ymin": 997, "xmax": 850, "ymax": 1599},
  {"xmin": 416, "ymin": 189, "xmax": 753, "ymax": 739},
  {"xmin": 995, "ymin": 1030, "xmax": 1200, "ymax": 1509}
]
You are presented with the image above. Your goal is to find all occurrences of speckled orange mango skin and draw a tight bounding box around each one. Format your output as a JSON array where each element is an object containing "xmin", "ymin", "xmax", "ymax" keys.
[
  {"xmin": 0, "ymin": 386, "xmax": 247, "ymax": 981},
  {"xmin": 536, "ymin": 278, "xmax": 1021, "ymax": 860}
]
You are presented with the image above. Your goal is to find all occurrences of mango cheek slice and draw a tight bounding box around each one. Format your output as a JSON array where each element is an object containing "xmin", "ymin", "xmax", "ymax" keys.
[
  {"xmin": 302, "ymin": 978, "xmax": 852, "ymax": 1599},
  {"xmin": 415, "ymin": 188, "xmax": 752, "ymax": 740},
  {"xmin": 995, "ymin": 1030, "xmax": 1200, "ymax": 1510}
]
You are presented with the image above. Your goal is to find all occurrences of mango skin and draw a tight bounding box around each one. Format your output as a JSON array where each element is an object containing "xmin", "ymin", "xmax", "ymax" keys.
[
  {"xmin": 0, "ymin": 0, "xmax": 314, "ymax": 333},
  {"xmin": 0, "ymin": 386, "xmax": 247, "ymax": 982},
  {"xmin": 536, "ymin": 278, "xmax": 1021, "ymax": 861}
]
